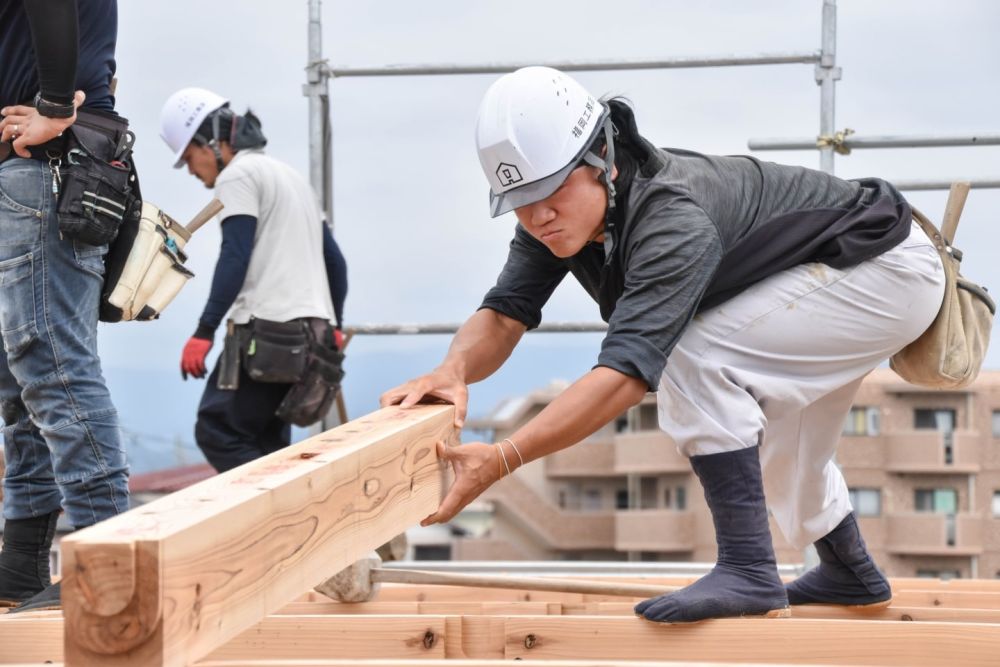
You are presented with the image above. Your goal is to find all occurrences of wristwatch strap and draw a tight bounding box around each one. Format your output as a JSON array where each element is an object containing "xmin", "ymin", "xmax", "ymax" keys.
[{"xmin": 33, "ymin": 93, "xmax": 76, "ymax": 119}]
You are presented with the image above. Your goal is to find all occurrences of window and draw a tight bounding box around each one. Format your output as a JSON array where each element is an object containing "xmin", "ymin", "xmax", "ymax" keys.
[
  {"xmin": 993, "ymin": 411, "xmax": 1000, "ymax": 438},
  {"xmin": 992, "ymin": 492, "xmax": 1000, "ymax": 518},
  {"xmin": 660, "ymin": 486, "xmax": 687, "ymax": 510},
  {"xmin": 849, "ymin": 488, "xmax": 881, "ymax": 517},
  {"xmin": 639, "ymin": 477, "xmax": 658, "ymax": 509},
  {"xmin": 582, "ymin": 489, "xmax": 602, "ymax": 511},
  {"xmin": 915, "ymin": 488, "xmax": 957, "ymax": 513},
  {"xmin": 414, "ymin": 545, "xmax": 450, "ymax": 560},
  {"xmin": 843, "ymin": 407, "xmax": 880, "ymax": 436},
  {"xmin": 614, "ymin": 415, "xmax": 629, "ymax": 433},
  {"xmin": 638, "ymin": 404, "xmax": 659, "ymax": 431},
  {"xmin": 615, "ymin": 489, "xmax": 629, "ymax": 510},
  {"xmin": 914, "ymin": 408, "xmax": 956, "ymax": 431}
]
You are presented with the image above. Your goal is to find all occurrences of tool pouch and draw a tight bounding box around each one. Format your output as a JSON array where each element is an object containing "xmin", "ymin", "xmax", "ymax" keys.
[
  {"xmin": 217, "ymin": 320, "xmax": 247, "ymax": 391},
  {"xmin": 54, "ymin": 109, "xmax": 138, "ymax": 246},
  {"xmin": 242, "ymin": 318, "xmax": 310, "ymax": 384},
  {"xmin": 889, "ymin": 207, "xmax": 994, "ymax": 388},
  {"xmin": 276, "ymin": 336, "xmax": 345, "ymax": 427}
]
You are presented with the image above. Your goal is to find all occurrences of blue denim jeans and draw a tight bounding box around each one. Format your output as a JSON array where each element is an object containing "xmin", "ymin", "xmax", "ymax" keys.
[{"xmin": 0, "ymin": 158, "xmax": 128, "ymax": 528}]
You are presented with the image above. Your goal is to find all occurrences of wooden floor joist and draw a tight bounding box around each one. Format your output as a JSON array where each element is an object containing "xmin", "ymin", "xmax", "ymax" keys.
[
  {"xmin": 5, "ymin": 611, "xmax": 1000, "ymax": 666},
  {"xmin": 54, "ymin": 405, "xmax": 456, "ymax": 667}
]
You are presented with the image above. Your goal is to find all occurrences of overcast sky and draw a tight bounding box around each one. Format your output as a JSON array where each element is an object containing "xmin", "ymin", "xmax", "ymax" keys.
[{"xmin": 98, "ymin": 0, "xmax": 1000, "ymax": 459}]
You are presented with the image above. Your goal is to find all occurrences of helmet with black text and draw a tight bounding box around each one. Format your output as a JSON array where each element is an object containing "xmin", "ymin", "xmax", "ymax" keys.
[{"xmin": 475, "ymin": 66, "xmax": 616, "ymax": 218}]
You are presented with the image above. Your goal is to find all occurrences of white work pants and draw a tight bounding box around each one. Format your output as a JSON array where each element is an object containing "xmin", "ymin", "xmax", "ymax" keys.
[{"xmin": 657, "ymin": 222, "xmax": 946, "ymax": 548}]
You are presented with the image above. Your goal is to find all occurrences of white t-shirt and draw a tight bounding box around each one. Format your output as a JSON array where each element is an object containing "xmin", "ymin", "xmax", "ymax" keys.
[{"xmin": 214, "ymin": 149, "xmax": 334, "ymax": 325}]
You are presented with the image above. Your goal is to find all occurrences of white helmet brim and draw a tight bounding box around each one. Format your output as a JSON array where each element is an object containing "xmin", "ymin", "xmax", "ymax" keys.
[{"xmin": 488, "ymin": 108, "xmax": 612, "ymax": 218}]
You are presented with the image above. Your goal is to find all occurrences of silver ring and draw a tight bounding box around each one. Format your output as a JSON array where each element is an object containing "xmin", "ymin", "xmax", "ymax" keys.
[{"xmin": 12, "ymin": 124, "xmax": 18, "ymax": 134}]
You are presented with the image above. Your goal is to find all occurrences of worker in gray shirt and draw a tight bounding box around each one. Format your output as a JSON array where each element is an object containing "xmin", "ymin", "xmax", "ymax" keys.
[{"xmin": 383, "ymin": 67, "xmax": 946, "ymax": 623}]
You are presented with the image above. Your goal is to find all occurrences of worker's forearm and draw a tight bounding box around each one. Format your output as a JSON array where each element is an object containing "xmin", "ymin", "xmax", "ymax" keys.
[
  {"xmin": 439, "ymin": 309, "xmax": 525, "ymax": 384},
  {"xmin": 507, "ymin": 367, "xmax": 647, "ymax": 463}
]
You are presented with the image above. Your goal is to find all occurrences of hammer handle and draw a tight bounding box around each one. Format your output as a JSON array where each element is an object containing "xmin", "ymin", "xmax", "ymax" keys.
[
  {"xmin": 372, "ymin": 568, "xmax": 672, "ymax": 598},
  {"xmin": 185, "ymin": 198, "xmax": 225, "ymax": 235},
  {"xmin": 940, "ymin": 182, "xmax": 971, "ymax": 245}
]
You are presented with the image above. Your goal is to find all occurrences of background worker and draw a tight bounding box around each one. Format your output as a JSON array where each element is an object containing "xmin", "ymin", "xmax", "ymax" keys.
[
  {"xmin": 383, "ymin": 67, "xmax": 946, "ymax": 623},
  {"xmin": 0, "ymin": 0, "xmax": 131, "ymax": 612},
  {"xmin": 160, "ymin": 88, "xmax": 347, "ymax": 473}
]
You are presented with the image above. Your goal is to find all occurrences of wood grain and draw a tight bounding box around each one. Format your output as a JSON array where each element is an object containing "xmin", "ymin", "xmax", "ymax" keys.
[{"xmin": 59, "ymin": 405, "xmax": 455, "ymax": 667}]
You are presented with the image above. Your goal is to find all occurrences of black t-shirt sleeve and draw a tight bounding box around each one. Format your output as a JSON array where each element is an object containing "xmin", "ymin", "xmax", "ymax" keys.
[
  {"xmin": 23, "ymin": 0, "xmax": 78, "ymax": 104},
  {"xmin": 597, "ymin": 197, "xmax": 724, "ymax": 390},
  {"xmin": 478, "ymin": 225, "xmax": 568, "ymax": 329}
]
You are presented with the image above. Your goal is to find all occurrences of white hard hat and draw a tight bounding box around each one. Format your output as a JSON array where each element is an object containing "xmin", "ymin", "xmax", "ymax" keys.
[
  {"xmin": 160, "ymin": 87, "xmax": 229, "ymax": 168},
  {"xmin": 475, "ymin": 67, "xmax": 609, "ymax": 218}
]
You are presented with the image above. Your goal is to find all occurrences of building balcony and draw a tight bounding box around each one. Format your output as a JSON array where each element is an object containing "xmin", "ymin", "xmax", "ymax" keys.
[
  {"xmin": 545, "ymin": 437, "xmax": 618, "ymax": 478},
  {"xmin": 613, "ymin": 431, "xmax": 691, "ymax": 475},
  {"xmin": 884, "ymin": 430, "xmax": 980, "ymax": 473},
  {"xmin": 885, "ymin": 512, "xmax": 984, "ymax": 556},
  {"xmin": 614, "ymin": 510, "xmax": 696, "ymax": 553}
]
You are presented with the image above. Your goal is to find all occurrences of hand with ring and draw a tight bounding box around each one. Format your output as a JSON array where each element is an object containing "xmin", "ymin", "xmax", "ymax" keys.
[{"xmin": 0, "ymin": 90, "xmax": 85, "ymax": 158}]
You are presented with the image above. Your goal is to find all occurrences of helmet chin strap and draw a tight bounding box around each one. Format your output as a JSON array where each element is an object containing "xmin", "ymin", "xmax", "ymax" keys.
[
  {"xmin": 209, "ymin": 109, "xmax": 230, "ymax": 172},
  {"xmin": 581, "ymin": 116, "xmax": 618, "ymax": 260}
]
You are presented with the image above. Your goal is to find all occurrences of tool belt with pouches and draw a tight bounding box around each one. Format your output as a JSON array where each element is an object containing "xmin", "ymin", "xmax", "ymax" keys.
[
  {"xmin": 220, "ymin": 317, "xmax": 346, "ymax": 427},
  {"xmin": 39, "ymin": 108, "xmax": 140, "ymax": 247}
]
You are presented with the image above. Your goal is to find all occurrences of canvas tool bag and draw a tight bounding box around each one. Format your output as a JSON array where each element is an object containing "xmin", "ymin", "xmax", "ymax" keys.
[{"xmin": 889, "ymin": 183, "xmax": 995, "ymax": 388}]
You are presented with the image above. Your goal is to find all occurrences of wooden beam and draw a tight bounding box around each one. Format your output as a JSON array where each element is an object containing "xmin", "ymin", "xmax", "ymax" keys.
[
  {"xmin": 204, "ymin": 616, "xmax": 448, "ymax": 661},
  {"xmin": 502, "ymin": 616, "xmax": 1000, "ymax": 666},
  {"xmin": 0, "ymin": 617, "xmax": 61, "ymax": 664},
  {"xmin": 345, "ymin": 583, "xmax": 1000, "ymax": 609},
  {"xmin": 5, "ymin": 612, "xmax": 1000, "ymax": 666},
  {"xmin": 196, "ymin": 664, "xmax": 846, "ymax": 667},
  {"xmin": 58, "ymin": 406, "xmax": 456, "ymax": 667},
  {"xmin": 274, "ymin": 599, "xmax": 1000, "ymax": 624}
]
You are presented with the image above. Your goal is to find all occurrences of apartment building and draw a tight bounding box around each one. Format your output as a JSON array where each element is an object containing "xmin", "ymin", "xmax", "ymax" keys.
[{"xmin": 452, "ymin": 369, "xmax": 1000, "ymax": 579}]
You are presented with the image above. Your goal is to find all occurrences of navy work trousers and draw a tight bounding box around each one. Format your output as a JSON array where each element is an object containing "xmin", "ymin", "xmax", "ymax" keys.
[{"xmin": 194, "ymin": 363, "xmax": 292, "ymax": 473}]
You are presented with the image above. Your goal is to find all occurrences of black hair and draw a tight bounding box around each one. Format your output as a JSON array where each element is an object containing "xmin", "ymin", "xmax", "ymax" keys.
[
  {"xmin": 194, "ymin": 106, "xmax": 267, "ymax": 151},
  {"xmin": 599, "ymin": 96, "xmax": 652, "ymax": 207}
]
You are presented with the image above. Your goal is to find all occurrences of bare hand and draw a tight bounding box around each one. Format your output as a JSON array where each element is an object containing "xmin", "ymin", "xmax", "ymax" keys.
[
  {"xmin": 421, "ymin": 440, "xmax": 501, "ymax": 526},
  {"xmin": 0, "ymin": 91, "xmax": 85, "ymax": 158},
  {"xmin": 380, "ymin": 367, "xmax": 469, "ymax": 428}
]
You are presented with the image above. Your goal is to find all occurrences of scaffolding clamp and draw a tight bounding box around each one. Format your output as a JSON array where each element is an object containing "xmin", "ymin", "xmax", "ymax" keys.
[{"xmin": 816, "ymin": 127, "xmax": 855, "ymax": 155}]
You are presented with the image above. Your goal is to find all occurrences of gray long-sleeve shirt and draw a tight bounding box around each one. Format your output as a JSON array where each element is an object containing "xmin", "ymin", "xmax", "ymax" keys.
[{"xmin": 479, "ymin": 142, "xmax": 912, "ymax": 390}]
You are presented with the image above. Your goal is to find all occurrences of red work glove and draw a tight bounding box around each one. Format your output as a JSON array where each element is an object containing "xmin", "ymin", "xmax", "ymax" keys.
[
  {"xmin": 180, "ymin": 337, "xmax": 213, "ymax": 380},
  {"xmin": 332, "ymin": 328, "xmax": 344, "ymax": 350}
]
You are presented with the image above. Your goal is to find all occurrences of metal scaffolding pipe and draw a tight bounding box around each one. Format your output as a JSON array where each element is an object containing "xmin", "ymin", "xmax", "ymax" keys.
[
  {"xmin": 347, "ymin": 322, "xmax": 608, "ymax": 336},
  {"xmin": 816, "ymin": 0, "xmax": 839, "ymax": 174},
  {"xmin": 305, "ymin": 0, "xmax": 333, "ymax": 227},
  {"xmin": 749, "ymin": 133, "xmax": 1000, "ymax": 151},
  {"xmin": 892, "ymin": 179, "xmax": 1000, "ymax": 191},
  {"xmin": 325, "ymin": 52, "xmax": 821, "ymax": 78}
]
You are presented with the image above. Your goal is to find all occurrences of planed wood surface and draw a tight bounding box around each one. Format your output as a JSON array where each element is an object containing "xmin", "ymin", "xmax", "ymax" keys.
[
  {"xmin": 273, "ymin": 598, "xmax": 1000, "ymax": 624},
  {"xmin": 57, "ymin": 405, "xmax": 456, "ymax": 667},
  {"xmin": 357, "ymin": 582, "xmax": 1000, "ymax": 608},
  {"xmin": 204, "ymin": 616, "xmax": 449, "ymax": 661},
  {"xmin": 502, "ymin": 616, "xmax": 1000, "ymax": 666}
]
